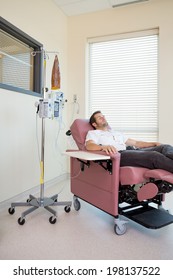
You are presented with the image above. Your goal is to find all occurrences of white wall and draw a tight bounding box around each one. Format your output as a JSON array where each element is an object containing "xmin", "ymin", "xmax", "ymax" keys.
[
  {"xmin": 67, "ymin": 0, "xmax": 173, "ymax": 144},
  {"xmin": 0, "ymin": 0, "xmax": 69, "ymax": 202}
]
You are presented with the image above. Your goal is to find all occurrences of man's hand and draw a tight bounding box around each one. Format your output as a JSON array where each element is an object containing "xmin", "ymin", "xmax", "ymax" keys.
[
  {"xmin": 101, "ymin": 145, "xmax": 118, "ymax": 154},
  {"xmin": 126, "ymin": 138, "xmax": 162, "ymax": 149}
]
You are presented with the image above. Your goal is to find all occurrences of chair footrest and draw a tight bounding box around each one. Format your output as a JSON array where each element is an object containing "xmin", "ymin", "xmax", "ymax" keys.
[{"xmin": 122, "ymin": 206, "xmax": 173, "ymax": 229}]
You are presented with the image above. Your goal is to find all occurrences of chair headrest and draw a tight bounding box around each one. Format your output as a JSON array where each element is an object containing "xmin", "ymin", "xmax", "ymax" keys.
[{"xmin": 70, "ymin": 119, "xmax": 93, "ymax": 150}]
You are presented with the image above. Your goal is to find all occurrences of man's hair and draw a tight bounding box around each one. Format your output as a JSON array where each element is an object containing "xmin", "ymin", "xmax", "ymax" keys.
[{"xmin": 89, "ymin": 110, "xmax": 101, "ymax": 129}]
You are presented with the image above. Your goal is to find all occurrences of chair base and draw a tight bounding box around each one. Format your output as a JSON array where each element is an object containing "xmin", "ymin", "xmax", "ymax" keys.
[{"xmin": 8, "ymin": 194, "xmax": 72, "ymax": 225}]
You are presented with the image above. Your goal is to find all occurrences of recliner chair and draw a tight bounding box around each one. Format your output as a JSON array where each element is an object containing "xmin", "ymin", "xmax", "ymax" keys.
[{"xmin": 66, "ymin": 119, "xmax": 173, "ymax": 235}]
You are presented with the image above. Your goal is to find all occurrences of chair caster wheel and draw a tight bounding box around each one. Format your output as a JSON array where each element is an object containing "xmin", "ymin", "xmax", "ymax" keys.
[
  {"xmin": 64, "ymin": 206, "xmax": 71, "ymax": 213},
  {"xmin": 18, "ymin": 217, "xmax": 25, "ymax": 225},
  {"xmin": 74, "ymin": 198, "xmax": 81, "ymax": 211},
  {"xmin": 8, "ymin": 207, "xmax": 15, "ymax": 215},
  {"xmin": 49, "ymin": 216, "xmax": 57, "ymax": 224},
  {"xmin": 114, "ymin": 223, "xmax": 127, "ymax": 235}
]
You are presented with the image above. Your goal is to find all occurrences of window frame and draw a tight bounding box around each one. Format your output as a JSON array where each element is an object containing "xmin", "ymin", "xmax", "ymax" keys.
[{"xmin": 0, "ymin": 16, "xmax": 43, "ymax": 97}]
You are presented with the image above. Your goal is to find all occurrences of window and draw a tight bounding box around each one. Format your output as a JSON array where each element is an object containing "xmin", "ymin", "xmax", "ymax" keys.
[
  {"xmin": 0, "ymin": 17, "xmax": 43, "ymax": 96},
  {"xmin": 88, "ymin": 29, "xmax": 158, "ymax": 141}
]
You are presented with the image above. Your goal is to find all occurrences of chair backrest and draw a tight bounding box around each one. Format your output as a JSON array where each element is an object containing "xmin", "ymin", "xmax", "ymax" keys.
[{"xmin": 70, "ymin": 119, "xmax": 93, "ymax": 150}]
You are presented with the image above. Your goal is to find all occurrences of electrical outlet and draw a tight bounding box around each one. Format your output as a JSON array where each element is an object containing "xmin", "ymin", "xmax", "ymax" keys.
[{"xmin": 73, "ymin": 94, "xmax": 77, "ymax": 102}]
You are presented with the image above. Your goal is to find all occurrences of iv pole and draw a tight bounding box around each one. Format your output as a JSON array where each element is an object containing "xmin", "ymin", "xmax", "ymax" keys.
[
  {"xmin": 8, "ymin": 50, "xmax": 72, "ymax": 225},
  {"xmin": 40, "ymin": 50, "xmax": 46, "ymax": 206}
]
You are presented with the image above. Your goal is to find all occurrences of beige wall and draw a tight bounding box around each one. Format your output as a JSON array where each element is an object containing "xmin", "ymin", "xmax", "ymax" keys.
[
  {"xmin": 67, "ymin": 0, "xmax": 173, "ymax": 144},
  {"xmin": 0, "ymin": 0, "xmax": 69, "ymax": 202}
]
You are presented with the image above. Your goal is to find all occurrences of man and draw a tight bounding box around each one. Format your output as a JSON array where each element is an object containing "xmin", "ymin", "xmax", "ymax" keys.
[{"xmin": 85, "ymin": 111, "xmax": 173, "ymax": 173}]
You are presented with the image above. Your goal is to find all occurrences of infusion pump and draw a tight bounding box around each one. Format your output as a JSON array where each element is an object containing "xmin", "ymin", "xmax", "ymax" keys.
[{"xmin": 37, "ymin": 91, "xmax": 66, "ymax": 119}]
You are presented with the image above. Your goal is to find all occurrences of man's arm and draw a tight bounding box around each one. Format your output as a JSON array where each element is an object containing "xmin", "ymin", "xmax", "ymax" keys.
[
  {"xmin": 86, "ymin": 140, "xmax": 117, "ymax": 154},
  {"xmin": 125, "ymin": 138, "xmax": 161, "ymax": 149}
]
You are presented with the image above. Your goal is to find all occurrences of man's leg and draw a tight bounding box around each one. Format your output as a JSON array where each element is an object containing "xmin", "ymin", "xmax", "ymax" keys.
[
  {"xmin": 140, "ymin": 144, "xmax": 173, "ymax": 160},
  {"xmin": 120, "ymin": 150, "xmax": 173, "ymax": 173}
]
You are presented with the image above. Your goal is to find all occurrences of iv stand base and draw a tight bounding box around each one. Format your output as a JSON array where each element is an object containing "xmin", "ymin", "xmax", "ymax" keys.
[{"xmin": 8, "ymin": 194, "xmax": 72, "ymax": 225}]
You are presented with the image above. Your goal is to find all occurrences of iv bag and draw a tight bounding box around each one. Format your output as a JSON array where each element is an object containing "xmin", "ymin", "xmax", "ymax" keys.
[{"xmin": 51, "ymin": 55, "xmax": 61, "ymax": 90}]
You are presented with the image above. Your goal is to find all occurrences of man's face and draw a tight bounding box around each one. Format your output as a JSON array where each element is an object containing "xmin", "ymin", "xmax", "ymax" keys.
[{"xmin": 93, "ymin": 113, "xmax": 108, "ymax": 129}]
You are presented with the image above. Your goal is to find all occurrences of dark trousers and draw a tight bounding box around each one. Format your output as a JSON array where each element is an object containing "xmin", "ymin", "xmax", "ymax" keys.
[{"xmin": 120, "ymin": 144, "xmax": 173, "ymax": 173}]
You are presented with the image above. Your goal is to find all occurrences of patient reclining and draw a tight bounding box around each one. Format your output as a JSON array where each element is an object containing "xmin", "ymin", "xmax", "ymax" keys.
[{"xmin": 85, "ymin": 111, "xmax": 173, "ymax": 173}]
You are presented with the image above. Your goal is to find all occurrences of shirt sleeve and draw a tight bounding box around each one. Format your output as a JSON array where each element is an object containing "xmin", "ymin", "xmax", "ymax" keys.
[{"xmin": 85, "ymin": 130, "xmax": 99, "ymax": 145}]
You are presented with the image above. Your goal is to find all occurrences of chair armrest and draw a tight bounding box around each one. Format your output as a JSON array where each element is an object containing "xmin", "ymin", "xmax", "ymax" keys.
[
  {"xmin": 65, "ymin": 149, "xmax": 121, "ymax": 160},
  {"xmin": 65, "ymin": 150, "xmax": 111, "ymax": 161}
]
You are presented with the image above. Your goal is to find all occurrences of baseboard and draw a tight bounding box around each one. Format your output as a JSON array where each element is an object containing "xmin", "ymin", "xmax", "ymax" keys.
[{"xmin": 0, "ymin": 173, "xmax": 70, "ymax": 211}]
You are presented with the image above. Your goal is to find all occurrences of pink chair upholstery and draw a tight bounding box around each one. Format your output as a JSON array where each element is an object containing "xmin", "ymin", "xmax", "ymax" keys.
[
  {"xmin": 70, "ymin": 119, "xmax": 92, "ymax": 150},
  {"xmin": 67, "ymin": 119, "xmax": 173, "ymax": 234},
  {"xmin": 120, "ymin": 166, "xmax": 149, "ymax": 185}
]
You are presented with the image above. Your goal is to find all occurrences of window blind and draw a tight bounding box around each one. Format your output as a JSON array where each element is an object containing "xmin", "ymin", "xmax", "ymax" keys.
[
  {"xmin": 88, "ymin": 30, "xmax": 158, "ymax": 141},
  {"xmin": 0, "ymin": 17, "xmax": 43, "ymax": 96},
  {"xmin": 0, "ymin": 30, "xmax": 34, "ymax": 91},
  {"xmin": 2, "ymin": 52, "xmax": 32, "ymax": 90}
]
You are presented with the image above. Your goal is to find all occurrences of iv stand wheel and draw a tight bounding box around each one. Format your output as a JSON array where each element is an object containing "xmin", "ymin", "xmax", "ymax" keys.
[
  {"xmin": 64, "ymin": 206, "xmax": 71, "ymax": 213},
  {"xmin": 18, "ymin": 217, "xmax": 26, "ymax": 225},
  {"xmin": 49, "ymin": 216, "xmax": 57, "ymax": 224},
  {"xmin": 8, "ymin": 207, "xmax": 15, "ymax": 215}
]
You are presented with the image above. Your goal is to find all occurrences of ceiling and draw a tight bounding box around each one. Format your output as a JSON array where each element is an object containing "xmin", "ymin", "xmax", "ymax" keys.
[{"xmin": 53, "ymin": 0, "xmax": 150, "ymax": 16}]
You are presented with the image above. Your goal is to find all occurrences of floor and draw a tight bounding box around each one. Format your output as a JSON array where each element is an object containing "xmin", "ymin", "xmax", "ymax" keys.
[{"xmin": 0, "ymin": 179, "xmax": 173, "ymax": 260}]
